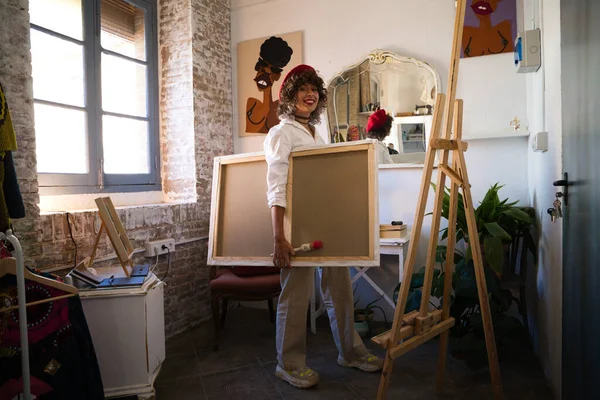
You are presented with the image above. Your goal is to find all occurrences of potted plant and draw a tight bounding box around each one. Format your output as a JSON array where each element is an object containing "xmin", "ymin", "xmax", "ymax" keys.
[
  {"xmin": 433, "ymin": 182, "xmax": 536, "ymax": 277},
  {"xmin": 353, "ymin": 284, "xmax": 388, "ymax": 337}
]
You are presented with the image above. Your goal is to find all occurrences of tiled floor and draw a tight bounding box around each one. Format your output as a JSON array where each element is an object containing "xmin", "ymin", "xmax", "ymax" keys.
[{"xmin": 148, "ymin": 307, "xmax": 552, "ymax": 400}]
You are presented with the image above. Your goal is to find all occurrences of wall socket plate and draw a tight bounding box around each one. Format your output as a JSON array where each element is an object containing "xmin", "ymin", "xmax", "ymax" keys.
[{"xmin": 144, "ymin": 239, "xmax": 175, "ymax": 257}]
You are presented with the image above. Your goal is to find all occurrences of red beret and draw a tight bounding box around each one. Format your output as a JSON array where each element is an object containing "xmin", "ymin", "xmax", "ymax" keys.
[
  {"xmin": 367, "ymin": 109, "xmax": 389, "ymax": 132},
  {"xmin": 279, "ymin": 64, "xmax": 316, "ymax": 99}
]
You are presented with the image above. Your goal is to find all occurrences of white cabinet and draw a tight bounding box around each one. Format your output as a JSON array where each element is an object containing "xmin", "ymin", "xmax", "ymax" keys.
[{"xmin": 80, "ymin": 275, "xmax": 165, "ymax": 399}]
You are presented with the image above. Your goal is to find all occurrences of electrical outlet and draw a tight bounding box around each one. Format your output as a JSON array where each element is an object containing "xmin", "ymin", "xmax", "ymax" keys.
[{"xmin": 144, "ymin": 239, "xmax": 175, "ymax": 257}]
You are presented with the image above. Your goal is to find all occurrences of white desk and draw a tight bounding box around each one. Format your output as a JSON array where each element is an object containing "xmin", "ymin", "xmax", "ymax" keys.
[
  {"xmin": 309, "ymin": 233, "xmax": 410, "ymax": 333},
  {"xmin": 351, "ymin": 234, "xmax": 410, "ymax": 308}
]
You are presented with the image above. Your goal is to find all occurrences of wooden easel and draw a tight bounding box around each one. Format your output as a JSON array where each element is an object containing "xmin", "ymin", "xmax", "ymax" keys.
[
  {"xmin": 77, "ymin": 197, "xmax": 135, "ymax": 277},
  {"xmin": 371, "ymin": 0, "xmax": 503, "ymax": 399}
]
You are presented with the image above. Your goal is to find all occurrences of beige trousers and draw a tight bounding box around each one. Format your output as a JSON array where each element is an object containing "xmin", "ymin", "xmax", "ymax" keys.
[{"xmin": 276, "ymin": 267, "xmax": 369, "ymax": 370}]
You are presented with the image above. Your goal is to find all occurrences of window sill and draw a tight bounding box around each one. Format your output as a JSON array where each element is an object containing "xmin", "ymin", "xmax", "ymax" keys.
[{"xmin": 39, "ymin": 191, "xmax": 196, "ymax": 214}]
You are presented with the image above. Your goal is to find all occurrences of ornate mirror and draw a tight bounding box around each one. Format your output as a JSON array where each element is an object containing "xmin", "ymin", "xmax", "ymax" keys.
[{"xmin": 326, "ymin": 50, "xmax": 441, "ymax": 165}]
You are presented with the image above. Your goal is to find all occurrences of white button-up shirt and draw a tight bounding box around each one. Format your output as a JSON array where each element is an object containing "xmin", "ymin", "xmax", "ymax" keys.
[
  {"xmin": 376, "ymin": 140, "xmax": 394, "ymax": 164},
  {"xmin": 264, "ymin": 118, "xmax": 325, "ymax": 208}
]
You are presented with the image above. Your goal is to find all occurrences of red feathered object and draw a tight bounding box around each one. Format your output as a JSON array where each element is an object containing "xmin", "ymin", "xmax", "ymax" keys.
[{"xmin": 366, "ymin": 109, "xmax": 388, "ymax": 132}]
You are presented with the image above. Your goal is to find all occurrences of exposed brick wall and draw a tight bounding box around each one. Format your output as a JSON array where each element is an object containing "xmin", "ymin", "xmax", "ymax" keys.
[
  {"xmin": 0, "ymin": 0, "xmax": 233, "ymax": 339},
  {"xmin": 191, "ymin": 0, "xmax": 234, "ymax": 233},
  {"xmin": 159, "ymin": 0, "xmax": 197, "ymax": 203},
  {"xmin": 0, "ymin": 0, "xmax": 43, "ymax": 262}
]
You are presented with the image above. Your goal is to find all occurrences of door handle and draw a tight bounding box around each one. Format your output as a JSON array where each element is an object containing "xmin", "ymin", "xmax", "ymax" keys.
[{"xmin": 553, "ymin": 172, "xmax": 570, "ymax": 206}]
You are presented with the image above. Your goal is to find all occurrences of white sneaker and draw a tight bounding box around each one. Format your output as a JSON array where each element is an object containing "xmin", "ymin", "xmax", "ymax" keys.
[
  {"xmin": 275, "ymin": 365, "xmax": 320, "ymax": 389},
  {"xmin": 337, "ymin": 352, "xmax": 384, "ymax": 372}
]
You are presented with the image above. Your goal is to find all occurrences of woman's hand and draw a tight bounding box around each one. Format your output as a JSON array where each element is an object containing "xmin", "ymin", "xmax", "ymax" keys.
[{"xmin": 272, "ymin": 237, "xmax": 295, "ymax": 269}]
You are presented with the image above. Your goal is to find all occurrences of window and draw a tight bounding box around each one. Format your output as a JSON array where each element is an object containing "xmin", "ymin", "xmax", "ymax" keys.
[{"xmin": 30, "ymin": 0, "xmax": 159, "ymax": 193}]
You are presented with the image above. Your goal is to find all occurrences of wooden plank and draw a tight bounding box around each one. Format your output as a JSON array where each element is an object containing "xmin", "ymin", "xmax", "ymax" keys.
[
  {"xmin": 103, "ymin": 197, "xmax": 134, "ymax": 254},
  {"xmin": 207, "ymin": 157, "xmax": 222, "ymax": 264},
  {"xmin": 284, "ymin": 153, "xmax": 293, "ymax": 246},
  {"xmin": 292, "ymin": 142, "xmax": 372, "ymax": 158},
  {"xmin": 402, "ymin": 310, "xmax": 420, "ymax": 326},
  {"xmin": 419, "ymin": 46, "xmax": 470, "ymax": 315},
  {"xmin": 429, "ymin": 138, "xmax": 468, "ymax": 151},
  {"xmin": 439, "ymin": 165, "xmax": 464, "ymax": 187},
  {"xmin": 95, "ymin": 198, "xmax": 131, "ymax": 276},
  {"xmin": 419, "ymin": 153, "xmax": 450, "ymax": 315},
  {"xmin": 209, "ymin": 256, "xmax": 378, "ymax": 267},
  {"xmin": 220, "ymin": 154, "xmax": 265, "ymax": 165},
  {"xmin": 414, "ymin": 309, "xmax": 443, "ymax": 335},
  {"xmin": 456, "ymin": 139, "xmax": 503, "ymax": 400},
  {"xmin": 371, "ymin": 325, "xmax": 414, "ymax": 348},
  {"xmin": 441, "ymin": 0, "xmax": 468, "ymax": 140},
  {"xmin": 437, "ymin": 100, "xmax": 463, "ymax": 394},
  {"xmin": 389, "ymin": 317, "xmax": 455, "ymax": 359},
  {"xmin": 376, "ymin": 93, "xmax": 446, "ymax": 400},
  {"xmin": 1, "ymin": 294, "xmax": 78, "ymax": 313},
  {"xmin": 88, "ymin": 223, "xmax": 105, "ymax": 266}
]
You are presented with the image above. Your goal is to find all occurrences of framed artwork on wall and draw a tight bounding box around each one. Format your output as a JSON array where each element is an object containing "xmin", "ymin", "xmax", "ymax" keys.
[
  {"xmin": 237, "ymin": 31, "xmax": 303, "ymax": 137},
  {"xmin": 461, "ymin": 0, "xmax": 517, "ymax": 58}
]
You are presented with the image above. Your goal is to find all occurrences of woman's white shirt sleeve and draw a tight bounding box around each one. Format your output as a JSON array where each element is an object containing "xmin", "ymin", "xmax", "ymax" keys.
[{"xmin": 264, "ymin": 125, "xmax": 292, "ymax": 209}]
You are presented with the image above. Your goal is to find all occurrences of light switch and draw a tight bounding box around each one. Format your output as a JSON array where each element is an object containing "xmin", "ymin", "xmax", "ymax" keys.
[{"xmin": 532, "ymin": 131, "xmax": 548, "ymax": 152}]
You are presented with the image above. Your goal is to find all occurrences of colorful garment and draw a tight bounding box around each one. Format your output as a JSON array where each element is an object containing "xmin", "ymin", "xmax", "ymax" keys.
[
  {"xmin": 0, "ymin": 273, "xmax": 105, "ymax": 399},
  {"xmin": 0, "ymin": 83, "xmax": 24, "ymax": 232}
]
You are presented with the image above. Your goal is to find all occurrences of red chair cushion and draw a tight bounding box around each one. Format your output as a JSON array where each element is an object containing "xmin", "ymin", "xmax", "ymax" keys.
[
  {"xmin": 210, "ymin": 269, "xmax": 281, "ymax": 296},
  {"xmin": 230, "ymin": 266, "xmax": 280, "ymax": 277}
]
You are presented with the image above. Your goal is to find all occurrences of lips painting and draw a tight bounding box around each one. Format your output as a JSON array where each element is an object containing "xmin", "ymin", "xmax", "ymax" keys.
[{"xmin": 471, "ymin": 1, "xmax": 494, "ymax": 15}]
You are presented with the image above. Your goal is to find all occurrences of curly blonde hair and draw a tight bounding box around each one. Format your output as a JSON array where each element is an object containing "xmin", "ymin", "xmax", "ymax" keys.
[{"xmin": 278, "ymin": 69, "xmax": 328, "ymax": 125}]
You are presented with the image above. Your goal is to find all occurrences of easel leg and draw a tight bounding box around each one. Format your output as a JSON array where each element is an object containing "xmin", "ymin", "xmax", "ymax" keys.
[
  {"xmin": 436, "ymin": 101, "xmax": 463, "ymax": 393},
  {"xmin": 418, "ymin": 152, "xmax": 449, "ymax": 315},
  {"xmin": 376, "ymin": 93, "xmax": 447, "ymax": 400},
  {"xmin": 456, "ymin": 149, "xmax": 503, "ymax": 400}
]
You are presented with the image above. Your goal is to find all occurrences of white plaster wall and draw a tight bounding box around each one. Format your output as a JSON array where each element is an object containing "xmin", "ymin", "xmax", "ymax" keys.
[
  {"xmin": 231, "ymin": 0, "xmax": 531, "ymax": 252},
  {"xmin": 231, "ymin": 0, "xmax": 532, "ymax": 338},
  {"xmin": 524, "ymin": 0, "xmax": 563, "ymax": 397}
]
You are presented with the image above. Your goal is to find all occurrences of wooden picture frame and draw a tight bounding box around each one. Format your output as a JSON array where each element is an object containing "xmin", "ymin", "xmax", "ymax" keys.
[{"xmin": 207, "ymin": 141, "xmax": 380, "ymax": 267}]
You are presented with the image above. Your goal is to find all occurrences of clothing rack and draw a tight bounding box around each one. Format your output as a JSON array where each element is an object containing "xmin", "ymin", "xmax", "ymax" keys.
[{"xmin": 0, "ymin": 230, "xmax": 32, "ymax": 400}]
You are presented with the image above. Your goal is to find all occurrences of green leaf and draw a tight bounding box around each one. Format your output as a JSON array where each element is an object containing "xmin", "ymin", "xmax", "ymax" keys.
[
  {"xmin": 436, "ymin": 245, "xmax": 448, "ymax": 263},
  {"xmin": 477, "ymin": 200, "xmax": 496, "ymax": 222},
  {"xmin": 410, "ymin": 272, "xmax": 425, "ymax": 289},
  {"xmin": 405, "ymin": 290, "xmax": 422, "ymax": 313},
  {"xmin": 483, "ymin": 222, "xmax": 512, "ymax": 241},
  {"xmin": 501, "ymin": 208, "xmax": 534, "ymax": 224},
  {"xmin": 465, "ymin": 245, "xmax": 473, "ymax": 265},
  {"xmin": 432, "ymin": 271, "xmax": 446, "ymax": 298},
  {"xmin": 456, "ymin": 230, "xmax": 465, "ymax": 244},
  {"xmin": 483, "ymin": 236, "xmax": 504, "ymax": 275}
]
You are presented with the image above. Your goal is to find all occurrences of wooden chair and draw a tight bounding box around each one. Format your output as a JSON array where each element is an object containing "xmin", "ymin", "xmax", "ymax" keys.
[{"xmin": 209, "ymin": 266, "xmax": 281, "ymax": 351}]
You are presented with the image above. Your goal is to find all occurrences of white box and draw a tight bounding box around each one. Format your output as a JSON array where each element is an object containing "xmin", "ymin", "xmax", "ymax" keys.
[{"xmin": 514, "ymin": 29, "xmax": 542, "ymax": 73}]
